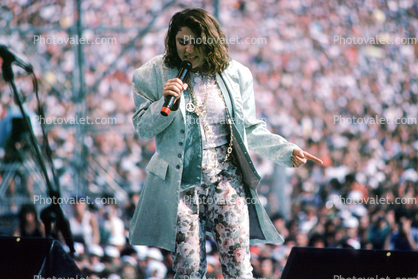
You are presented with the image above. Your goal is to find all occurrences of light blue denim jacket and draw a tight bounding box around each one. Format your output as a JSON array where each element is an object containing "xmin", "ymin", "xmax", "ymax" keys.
[{"xmin": 129, "ymin": 55, "xmax": 300, "ymax": 252}]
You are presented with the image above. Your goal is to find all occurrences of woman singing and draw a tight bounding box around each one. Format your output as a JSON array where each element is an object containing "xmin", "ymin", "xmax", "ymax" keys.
[{"xmin": 129, "ymin": 8, "xmax": 322, "ymax": 279}]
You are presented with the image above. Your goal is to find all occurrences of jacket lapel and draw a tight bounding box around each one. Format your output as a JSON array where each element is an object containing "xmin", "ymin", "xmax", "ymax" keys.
[
  {"xmin": 217, "ymin": 72, "xmax": 246, "ymax": 134},
  {"xmin": 216, "ymin": 73, "xmax": 234, "ymax": 119},
  {"xmin": 179, "ymin": 92, "xmax": 186, "ymax": 123}
]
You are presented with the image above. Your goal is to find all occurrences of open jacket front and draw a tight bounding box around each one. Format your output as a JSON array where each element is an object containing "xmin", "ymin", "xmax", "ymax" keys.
[{"xmin": 129, "ymin": 55, "xmax": 300, "ymax": 252}]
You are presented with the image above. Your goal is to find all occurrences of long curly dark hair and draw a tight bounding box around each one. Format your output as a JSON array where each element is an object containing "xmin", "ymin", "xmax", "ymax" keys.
[{"xmin": 164, "ymin": 8, "xmax": 231, "ymax": 74}]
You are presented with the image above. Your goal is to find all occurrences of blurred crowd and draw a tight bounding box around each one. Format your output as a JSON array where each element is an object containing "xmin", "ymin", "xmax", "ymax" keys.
[{"xmin": 1, "ymin": 0, "xmax": 418, "ymax": 278}]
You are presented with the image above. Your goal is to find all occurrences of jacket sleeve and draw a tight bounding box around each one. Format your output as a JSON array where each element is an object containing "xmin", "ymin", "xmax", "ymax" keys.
[
  {"xmin": 131, "ymin": 60, "xmax": 179, "ymax": 140},
  {"xmin": 239, "ymin": 66, "xmax": 300, "ymax": 168}
]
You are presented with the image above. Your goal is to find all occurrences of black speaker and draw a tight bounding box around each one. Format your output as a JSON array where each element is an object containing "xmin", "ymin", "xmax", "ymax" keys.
[
  {"xmin": 282, "ymin": 247, "xmax": 418, "ymax": 279},
  {"xmin": 0, "ymin": 236, "xmax": 83, "ymax": 279}
]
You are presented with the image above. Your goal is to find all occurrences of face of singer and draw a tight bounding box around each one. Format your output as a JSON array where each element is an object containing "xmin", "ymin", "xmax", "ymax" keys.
[{"xmin": 176, "ymin": 27, "xmax": 205, "ymax": 69}]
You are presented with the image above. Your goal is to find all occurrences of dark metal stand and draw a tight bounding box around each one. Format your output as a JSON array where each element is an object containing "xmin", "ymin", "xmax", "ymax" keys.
[{"xmin": 2, "ymin": 62, "xmax": 75, "ymax": 253}]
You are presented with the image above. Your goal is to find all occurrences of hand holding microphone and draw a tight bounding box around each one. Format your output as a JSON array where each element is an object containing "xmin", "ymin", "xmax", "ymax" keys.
[{"xmin": 161, "ymin": 60, "xmax": 192, "ymax": 116}]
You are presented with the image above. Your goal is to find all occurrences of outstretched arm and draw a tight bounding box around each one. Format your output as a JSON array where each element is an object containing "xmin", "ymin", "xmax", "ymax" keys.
[{"xmin": 240, "ymin": 66, "xmax": 322, "ymax": 168}]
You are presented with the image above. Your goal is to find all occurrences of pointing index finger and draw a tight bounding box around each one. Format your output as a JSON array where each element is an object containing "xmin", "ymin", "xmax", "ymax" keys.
[{"xmin": 303, "ymin": 151, "xmax": 323, "ymax": 165}]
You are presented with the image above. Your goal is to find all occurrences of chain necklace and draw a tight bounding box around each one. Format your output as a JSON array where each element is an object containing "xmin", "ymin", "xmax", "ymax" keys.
[
  {"xmin": 186, "ymin": 74, "xmax": 210, "ymax": 140},
  {"xmin": 186, "ymin": 74, "xmax": 233, "ymax": 165}
]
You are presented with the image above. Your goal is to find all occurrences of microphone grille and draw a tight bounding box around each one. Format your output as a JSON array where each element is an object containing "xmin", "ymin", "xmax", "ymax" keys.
[{"xmin": 180, "ymin": 60, "xmax": 192, "ymax": 70}]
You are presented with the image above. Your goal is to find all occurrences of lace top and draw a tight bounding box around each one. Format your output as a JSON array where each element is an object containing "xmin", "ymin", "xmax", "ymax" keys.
[{"xmin": 188, "ymin": 72, "xmax": 229, "ymax": 149}]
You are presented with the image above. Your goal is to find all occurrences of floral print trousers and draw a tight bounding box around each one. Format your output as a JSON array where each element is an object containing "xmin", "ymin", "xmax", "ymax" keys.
[{"xmin": 172, "ymin": 145, "xmax": 254, "ymax": 279}]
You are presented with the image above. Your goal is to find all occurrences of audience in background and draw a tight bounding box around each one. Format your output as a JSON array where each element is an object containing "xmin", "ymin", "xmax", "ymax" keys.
[{"xmin": 2, "ymin": 0, "xmax": 418, "ymax": 278}]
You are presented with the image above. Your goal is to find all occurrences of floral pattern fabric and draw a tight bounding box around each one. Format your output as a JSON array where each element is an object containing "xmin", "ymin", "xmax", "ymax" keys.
[{"xmin": 172, "ymin": 145, "xmax": 253, "ymax": 279}]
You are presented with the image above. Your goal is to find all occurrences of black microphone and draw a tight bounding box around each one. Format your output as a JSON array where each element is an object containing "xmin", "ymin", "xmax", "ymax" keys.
[
  {"xmin": 161, "ymin": 60, "xmax": 192, "ymax": 116},
  {"xmin": 0, "ymin": 45, "xmax": 33, "ymax": 82}
]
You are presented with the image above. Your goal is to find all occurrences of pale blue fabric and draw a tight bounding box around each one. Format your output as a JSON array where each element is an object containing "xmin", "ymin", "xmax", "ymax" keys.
[{"xmin": 129, "ymin": 55, "xmax": 300, "ymax": 252}]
